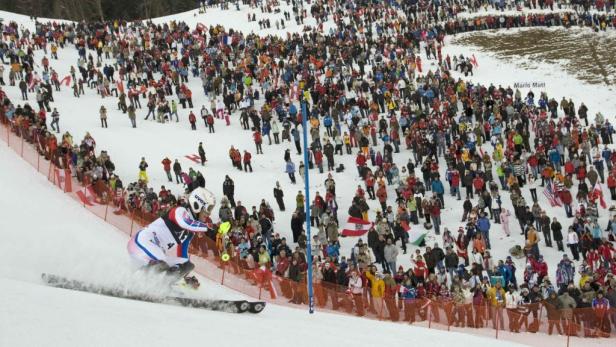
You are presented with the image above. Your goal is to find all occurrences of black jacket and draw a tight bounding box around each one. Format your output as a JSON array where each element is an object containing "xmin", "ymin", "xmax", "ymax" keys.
[
  {"xmin": 445, "ymin": 252, "xmax": 459, "ymax": 268},
  {"xmin": 173, "ymin": 162, "xmax": 182, "ymax": 173},
  {"xmin": 551, "ymin": 221, "xmax": 563, "ymax": 241},
  {"xmin": 274, "ymin": 187, "xmax": 284, "ymax": 200},
  {"xmin": 223, "ymin": 178, "xmax": 234, "ymax": 196}
]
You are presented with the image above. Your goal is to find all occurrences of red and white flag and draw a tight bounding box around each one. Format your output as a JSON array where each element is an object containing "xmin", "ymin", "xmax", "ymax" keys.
[
  {"xmin": 592, "ymin": 183, "xmax": 607, "ymax": 209},
  {"xmin": 471, "ymin": 54, "xmax": 479, "ymax": 67},
  {"xmin": 341, "ymin": 216, "xmax": 373, "ymax": 237}
]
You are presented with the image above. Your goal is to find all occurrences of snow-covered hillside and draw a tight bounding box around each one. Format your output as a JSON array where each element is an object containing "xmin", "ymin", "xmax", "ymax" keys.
[
  {"xmin": 2, "ymin": 5, "xmax": 614, "ymax": 278},
  {"xmin": 1, "ymin": 3, "xmax": 615, "ymax": 347},
  {"xmin": 0, "ymin": 140, "xmax": 527, "ymax": 347}
]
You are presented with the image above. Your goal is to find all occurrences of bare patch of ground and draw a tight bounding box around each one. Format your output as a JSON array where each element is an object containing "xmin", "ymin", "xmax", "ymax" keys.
[{"xmin": 452, "ymin": 28, "xmax": 616, "ymax": 86}]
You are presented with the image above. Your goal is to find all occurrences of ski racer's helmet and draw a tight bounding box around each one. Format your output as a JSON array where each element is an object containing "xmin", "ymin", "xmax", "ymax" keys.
[{"xmin": 188, "ymin": 187, "xmax": 216, "ymax": 216}]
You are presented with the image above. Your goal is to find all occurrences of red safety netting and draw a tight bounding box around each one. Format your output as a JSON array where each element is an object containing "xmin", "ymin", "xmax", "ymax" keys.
[{"xmin": 1, "ymin": 115, "xmax": 614, "ymax": 346}]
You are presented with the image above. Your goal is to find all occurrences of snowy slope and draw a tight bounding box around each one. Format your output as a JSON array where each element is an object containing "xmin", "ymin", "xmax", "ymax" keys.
[
  {"xmin": 1, "ymin": 6, "xmax": 614, "ymax": 291},
  {"xmin": 0, "ymin": 142, "xmax": 528, "ymax": 347},
  {"xmin": 1, "ymin": 6, "xmax": 615, "ymax": 346}
]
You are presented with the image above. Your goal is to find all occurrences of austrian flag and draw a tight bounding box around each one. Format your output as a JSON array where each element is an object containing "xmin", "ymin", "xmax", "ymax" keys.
[{"xmin": 341, "ymin": 216, "xmax": 373, "ymax": 237}]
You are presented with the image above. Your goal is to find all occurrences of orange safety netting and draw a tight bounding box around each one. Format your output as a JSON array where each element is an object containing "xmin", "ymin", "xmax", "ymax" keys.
[{"xmin": 1, "ymin": 115, "xmax": 614, "ymax": 346}]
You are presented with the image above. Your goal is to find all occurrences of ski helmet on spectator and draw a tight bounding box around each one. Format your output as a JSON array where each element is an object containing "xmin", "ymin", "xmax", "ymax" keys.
[{"xmin": 188, "ymin": 187, "xmax": 215, "ymax": 216}]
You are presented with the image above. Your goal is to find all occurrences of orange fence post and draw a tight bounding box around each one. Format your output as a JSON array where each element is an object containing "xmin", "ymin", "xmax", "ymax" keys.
[
  {"xmin": 5, "ymin": 123, "xmax": 8, "ymax": 147},
  {"xmin": 47, "ymin": 161, "xmax": 53, "ymax": 181},
  {"xmin": 37, "ymin": 152, "xmax": 40, "ymax": 171},
  {"xmin": 20, "ymin": 129, "xmax": 24, "ymax": 157},
  {"xmin": 220, "ymin": 263, "xmax": 226, "ymax": 285},
  {"xmin": 428, "ymin": 302, "xmax": 432, "ymax": 329},
  {"xmin": 378, "ymin": 297, "xmax": 385, "ymax": 320},
  {"xmin": 566, "ymin": 319, "xmax": 571, "ymax": 347},
  {"xmin": 129, "ymin": 209, "xmax": 135, "ymax": 237},
  {"xmin": 104, "ymin": 197, "xmax": 109, "ymax": 221},
  {"xmin": 495, "ymin": 307, "xmax": 499, "ymax": 339}
]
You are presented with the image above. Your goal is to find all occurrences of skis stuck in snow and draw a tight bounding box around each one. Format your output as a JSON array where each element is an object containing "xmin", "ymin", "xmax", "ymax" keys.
[{"xmin": 41, "ymin": 273, "xmax": 266, "ymax": 314}]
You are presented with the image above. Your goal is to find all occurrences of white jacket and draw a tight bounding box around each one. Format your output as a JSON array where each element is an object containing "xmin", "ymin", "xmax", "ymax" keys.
[
  {"xmin": 505, "ymin": 291, "xmax": 521, "ymax": 309},
  {"xmin": 567, "ymin": 231, "xmax": 579, "ymax": 245},
  {"xmin": 348, "ymin": 276, "xmax": 363, "ymax": 294}
]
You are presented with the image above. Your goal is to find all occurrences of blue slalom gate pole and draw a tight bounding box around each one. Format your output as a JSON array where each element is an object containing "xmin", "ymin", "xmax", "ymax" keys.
[{"xmin": 300, "ymin": 96, "xmax": 314, "ymax": 314}]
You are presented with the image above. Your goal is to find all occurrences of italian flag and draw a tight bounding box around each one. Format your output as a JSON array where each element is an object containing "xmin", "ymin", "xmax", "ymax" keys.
[
  {"xmin": 398, "ymin": 221, "xmax": 427, "ymax": 246},
  {"xmin": 408, "ymin": 228, "xmax": 428, "ymax": 246},
  {"xmin": 341, "ymin": 216, "xmax": 373, "ymax": 237}
]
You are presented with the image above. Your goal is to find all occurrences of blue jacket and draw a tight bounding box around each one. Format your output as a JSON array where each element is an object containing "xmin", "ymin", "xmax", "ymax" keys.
[
  {"xmin": 285, "ymin": 161, "xmax": 295, "ymax": 173},
  {"xmin": 602, "ymin": 148, "xmax": 612, "ymax": 162},
  {"xmin": 431, "ymin": 180, "xmax": 445, "ymax": 194},
  {"xmin": 262, "ymin": 122, "xmax": 271, "ymax": 136},
  {"xmin": 401, "ymin": 285, "xmax": 416, "ymax": 300},
  {"xmin": 323, "ymin": 115, "xmax": 333, "ymax": 127},
  {"xmin": 326, "ymin": 244, "xmax": 340, "ymax": 259},
  {"xmin": 477, "ymin": 217, "xmax": 490, "ymax": 233},
  {"xmin": 548, "ymin": 149, "xmax": 560, "ymax": 164},
  {"xmin": 289, "ymin": 104, "xmax": 297, "ymax": 116}
]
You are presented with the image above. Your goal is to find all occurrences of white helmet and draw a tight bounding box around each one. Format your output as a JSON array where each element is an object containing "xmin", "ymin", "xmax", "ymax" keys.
[{"xmin": 188, "ymin": 187, "xmax": 216, "ymax": 216}]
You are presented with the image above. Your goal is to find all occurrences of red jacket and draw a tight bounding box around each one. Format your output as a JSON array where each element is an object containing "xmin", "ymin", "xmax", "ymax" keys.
[
  {"xmin": 564, "ymin": 161, "xmax": 575, "ymax": 175},
  {"xmin": 430, "ymin": 203, "xmax": 441, "ymax": 217},
  {"xmin": 598, "ymin": 244, "xmax": 613, "ymax": 262},
  {"xmin": 608, "ymin": 174, "xmax": 616, "ymax": 189},
  {"xmin": 161, "ymin": 158, "xmax": 171, "ymax": 172},
  {"xmin": 472, "ymin": 177, "xmax": 485, "ymax": 191},
  {"xmin": 376, "ymin": 185, "xmax": 387, "ymax": 202},
  {"xmin": 314, "ymin": 150, "xmax": 323, "ymax": 164},
  {"xmin": 576, "ymin": 166, "xmax": 586, "ymax": 180},
  {"xmin": 356, "ymin": 154, "xmax": 366, "ymax": 166},
  {"xmin": 531, "ymin": 259, "xmax": 548, "ymax": 278},
  {"xmin": 365, "ymin": 175, "xmax": 375, "ymax": 187},
  {"xmin": 253, "ymin": 131, "xmax": 262, "ymax": 144},
  {"xmin": 243, "ymin": 151, "xmax": 252, "ymax": 163},
  {"xmin": 413, "ymin": 260, "xmax": 428, "ymax": 279},
  {"xmin": 559, "ymin": 189, "xmax": 573, "ymax": 205},
  {"xmin": 450, "ymin": 171, "xmax": 460, "ymax": 186}
]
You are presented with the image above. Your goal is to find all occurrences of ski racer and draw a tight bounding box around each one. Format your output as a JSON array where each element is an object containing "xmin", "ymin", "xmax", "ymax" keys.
[{"xmin": 127, "ymin": 187, "xmax": 216, "ymax": 277}]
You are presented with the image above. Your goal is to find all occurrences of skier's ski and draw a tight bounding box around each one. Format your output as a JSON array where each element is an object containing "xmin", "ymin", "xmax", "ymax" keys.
[{"xmin": 41, "ymin": 273, "xmax": 265, "ymax": 314}]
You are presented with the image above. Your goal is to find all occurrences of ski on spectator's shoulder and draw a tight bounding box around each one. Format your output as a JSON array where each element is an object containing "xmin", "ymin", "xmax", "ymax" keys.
[{"xmin": 41, "ymin": 273, "xmax": 265, "ymax": 314}]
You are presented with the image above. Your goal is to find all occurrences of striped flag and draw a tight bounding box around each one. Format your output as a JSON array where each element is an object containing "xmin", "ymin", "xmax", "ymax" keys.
[
  {"xmin": 543, "ymin": 181, "xmax": 562, "ymax": 207},
  {"xmin": 341, "ymin": 216, "xmax": 373, "ymax": 237},
  {"xmin": 592, "ymin": 183, "xmax": 607, "ymax": 209}
]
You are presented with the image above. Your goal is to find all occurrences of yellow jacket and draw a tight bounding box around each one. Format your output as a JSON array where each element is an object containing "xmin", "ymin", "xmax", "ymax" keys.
[
  {"xmin": 364, "ymin": 271, "xmax": 385, "ymax": 298},
  {"xmin": 486, "ymin": 286, "xmax": 506, "ymax": 307}
]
